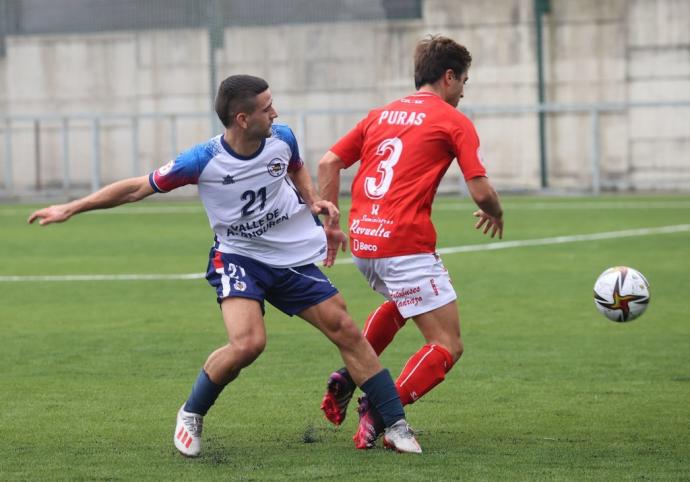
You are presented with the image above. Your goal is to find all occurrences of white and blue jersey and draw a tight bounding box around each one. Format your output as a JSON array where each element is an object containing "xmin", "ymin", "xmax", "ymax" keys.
[{"xmin": 149, "ymin": 124, "xmax": 327, "ymax": 268}]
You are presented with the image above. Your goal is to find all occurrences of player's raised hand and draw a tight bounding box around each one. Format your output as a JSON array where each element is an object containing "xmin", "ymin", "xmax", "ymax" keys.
[
  {"xmin": 309, "ymin": 200, "xmax": 346, "ymax": 266},
  {"xmin": 310, "ymin": 200, "xmax": 340, "ymax": 228},
  {"xmin": 27, "ymin": 204, "xmax": 73, "ymax": 226},
  {"xmin": 323, "ymin": 226, "xmax": 347, "ymax": 267},
  {"xmin": 473, "ymin": 209, "xmax": 503, "ymax": 239}
]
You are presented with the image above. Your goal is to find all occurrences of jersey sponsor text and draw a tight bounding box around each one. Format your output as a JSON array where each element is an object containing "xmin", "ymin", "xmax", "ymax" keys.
[
  {"xmin": 226, "ymin": 209, "xmax": 290, "ymax": 239},
  {"xmin": 350, "ymin": 218, "xmax": 392, "ymax": 238}
]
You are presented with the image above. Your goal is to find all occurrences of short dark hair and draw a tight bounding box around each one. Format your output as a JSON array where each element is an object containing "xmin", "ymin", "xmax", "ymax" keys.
[
  {"xmin": 414, "ymin": 35, "xmax": 472, "ymax": 89},
  {"xmin": 215, "ymin": 75, "xmax": 270, "ymax": 127}
]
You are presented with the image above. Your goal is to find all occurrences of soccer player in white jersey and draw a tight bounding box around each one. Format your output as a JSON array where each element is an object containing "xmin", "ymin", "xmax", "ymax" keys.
[{"xmin": 28, "ymin": 75, "xmax": 421, "ymax": 456}]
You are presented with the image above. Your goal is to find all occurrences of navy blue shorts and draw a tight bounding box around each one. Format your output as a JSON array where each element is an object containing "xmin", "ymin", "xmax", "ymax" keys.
[{"xmin": 205, "ymin": 249, "xmax": 338, "ymax": 316}]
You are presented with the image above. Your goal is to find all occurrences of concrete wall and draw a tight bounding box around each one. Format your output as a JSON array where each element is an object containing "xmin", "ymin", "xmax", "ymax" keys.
[
  {"xmin": 1, "ymin": 0, "xmax": 689, "ymax": 196},
  {"xmin": 627, "ymin": 0, "xmax": 690, "ymax": 190}
]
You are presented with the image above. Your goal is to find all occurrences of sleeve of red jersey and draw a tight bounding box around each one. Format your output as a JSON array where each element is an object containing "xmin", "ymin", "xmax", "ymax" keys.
[
  {"xmin": 330, "ymin": 119, "xmax": 365, "ymax": 168},
  {"xmin": 450, "ymin": 116, "xmax": 488, "ymax": 180}
]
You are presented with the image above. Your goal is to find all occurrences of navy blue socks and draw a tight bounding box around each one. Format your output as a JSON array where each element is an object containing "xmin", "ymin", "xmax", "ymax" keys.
[
  {"xmin": 361, "ymin": 368, "xmax": 405, "ymax": 427},
  {"xmin": 183, "ymin": 367, "xmax": 404, "ymax": 425},
  {"xmin": 183, "ymin": 369, "xmax": 226, "ymax": 416}
]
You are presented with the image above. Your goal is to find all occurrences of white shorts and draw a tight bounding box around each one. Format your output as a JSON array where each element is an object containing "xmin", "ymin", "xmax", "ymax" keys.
[{"xmin": 353, "ymin": 252, "xmax": 457, "ymax": 318}]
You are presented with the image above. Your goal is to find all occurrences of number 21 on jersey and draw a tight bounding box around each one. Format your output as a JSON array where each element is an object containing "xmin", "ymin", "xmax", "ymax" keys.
[{"xmin": 364, "ymin": 137, "xmax": 402, "ymax": 200}]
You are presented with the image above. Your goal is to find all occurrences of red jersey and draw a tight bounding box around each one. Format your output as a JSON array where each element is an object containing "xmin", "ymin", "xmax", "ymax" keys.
[{"xmin": 331, "ymin": 92, "xmax": 487, "ymax": 258}]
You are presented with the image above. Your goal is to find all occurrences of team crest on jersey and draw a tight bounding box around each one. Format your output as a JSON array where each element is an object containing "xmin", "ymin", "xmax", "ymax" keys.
[
  {"xmin": 233, "ymin": 280, "xmax": 247, "ymax": 292},
  {"xmin": 267, "ymin": 158, "xmax": 286, "ymax": 177},
  {"xmin": 157, "ymin": 160, "xmax": 174, "ymax": 176}
]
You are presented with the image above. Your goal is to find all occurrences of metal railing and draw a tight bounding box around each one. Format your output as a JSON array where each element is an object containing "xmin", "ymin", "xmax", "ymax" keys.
[
  {"xmin": 1, "ymin": 112, "xmax": 217, "ymax": 195},
  {"xmin": 1, "ymin": 100, "xmax": 689, "ymax": 197}
]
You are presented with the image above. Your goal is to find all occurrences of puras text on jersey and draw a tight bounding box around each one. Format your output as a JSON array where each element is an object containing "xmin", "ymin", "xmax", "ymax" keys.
[
  {"xmin": 377, "ymin": 110, "xmax": 426, "ymax": 126},
  {"xmin": 226, "ymin": 209, "xmax": 290, "ymax": 239}
]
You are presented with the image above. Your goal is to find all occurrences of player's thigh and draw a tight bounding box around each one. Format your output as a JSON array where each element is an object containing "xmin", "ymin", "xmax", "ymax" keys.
[
  {"xmin": 412, "ymin": 300, "xmax": 462, "ymax": 349},
  {"xmin": 220, "ymin": 296, "xmax": 266, "ymax": 349},
  {"xmin": 207, "ymin": 250, "xmax": 269, "ymax": 345},
  {"xmin": 298, "ymin": 293, "xmax": 360, "ymax": 342}
]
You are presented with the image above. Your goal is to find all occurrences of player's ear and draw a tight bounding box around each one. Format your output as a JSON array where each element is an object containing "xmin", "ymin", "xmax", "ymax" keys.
[{"xmin": 235, "ymin": 112, "xmax": 249, "ymax": 129}]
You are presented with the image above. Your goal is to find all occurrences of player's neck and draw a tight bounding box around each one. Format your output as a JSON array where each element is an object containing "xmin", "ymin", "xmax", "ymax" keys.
[
  {"xmin": 417, "ymin": 85, "xmax": 449, "ymax": 104},
  {"xmin": 223, "ymin": 131, "xmax": 262, "ymax": 157},
  {"xmin": 417, "ymin": 85, "xmax": 441, "ymax": 96}
]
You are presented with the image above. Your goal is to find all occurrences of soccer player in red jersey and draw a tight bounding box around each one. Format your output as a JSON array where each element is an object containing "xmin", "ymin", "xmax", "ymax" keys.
[{"xmin": 318, "ymin": 35, "xmax": 505, "ymax": 449}]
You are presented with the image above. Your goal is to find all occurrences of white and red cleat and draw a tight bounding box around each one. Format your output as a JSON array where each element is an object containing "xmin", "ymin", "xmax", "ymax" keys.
[
  {"xmin": 383, "ymin": 419, "xmax": 422, "ymax": 454},
  {"xmin": 174, "ymin": 405, "xmax": 203, "ymax": 457}
]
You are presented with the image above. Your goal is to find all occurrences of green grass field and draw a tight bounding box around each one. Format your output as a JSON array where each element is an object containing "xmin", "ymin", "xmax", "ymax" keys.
[{"xmin": 1, "ymin": 195, "xmax": 689, "ymax": 481}]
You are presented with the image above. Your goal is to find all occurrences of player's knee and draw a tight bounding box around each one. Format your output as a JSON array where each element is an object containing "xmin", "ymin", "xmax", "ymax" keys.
[
  {"xmin": 450, "ymin": 338, "xmax": 464, "ymax": 363},
  {"xmin": 428, "ymin": 336, "xmax": 463, "ymax": 364},
  {"xmin": 435, "ymin": 338, "xmax": 463, "ymax": 365},
  {"xmin": 331, "ymin": 313, "xmax": 362, "ymax": 346},
  {"xmin": 233, "ymin": 337, "xmax": 266, "ymax": 366}
]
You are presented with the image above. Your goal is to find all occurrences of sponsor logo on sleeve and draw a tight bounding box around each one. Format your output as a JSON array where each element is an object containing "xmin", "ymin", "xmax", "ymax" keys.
[{"xmin": 157, "ymin": 160, "xmax": 174, "ymax": 176}]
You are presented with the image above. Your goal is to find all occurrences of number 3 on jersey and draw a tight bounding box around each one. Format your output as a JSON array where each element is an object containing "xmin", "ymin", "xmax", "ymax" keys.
[{"xmin": 364, "ymin": 137, "xmax": 402, "ymax": 199}]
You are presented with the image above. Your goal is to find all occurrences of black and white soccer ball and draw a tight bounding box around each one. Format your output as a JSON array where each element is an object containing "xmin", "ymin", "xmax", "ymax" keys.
[{"xmin": 593, "ymin": 266, "xmax": 650, "ymax": 322}]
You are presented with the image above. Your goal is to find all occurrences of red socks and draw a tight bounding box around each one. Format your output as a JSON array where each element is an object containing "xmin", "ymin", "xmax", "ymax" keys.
[
  {"xmin": 362, "ymin": 300, "xmax": 407, "ymax": 355},
  {"xmin": 362, "ymin": 301, "xmax": 455, "ymax": 406},
  {"xmin": 395, "ymin": 343, "xmax": 454, "ymax": 406}
]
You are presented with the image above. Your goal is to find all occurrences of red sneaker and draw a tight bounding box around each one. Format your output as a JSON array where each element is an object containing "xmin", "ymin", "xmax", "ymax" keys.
[
  {"xmin": 320, "ymin": 371, "xmax": 354, "ymax": 426},
  {"xmin": 352, "ymin": 396, "xmax": 385, "ymax": 449}
]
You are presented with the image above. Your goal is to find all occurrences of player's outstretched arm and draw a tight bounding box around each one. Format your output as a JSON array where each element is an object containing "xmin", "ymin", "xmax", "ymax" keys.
[
  {"xmin": 28, "ymin": 175, "xmax": 155, "ymax": 226},
  {"xmin": 466, "ymin": 176, "xmax": 504, "ymax": 239}
]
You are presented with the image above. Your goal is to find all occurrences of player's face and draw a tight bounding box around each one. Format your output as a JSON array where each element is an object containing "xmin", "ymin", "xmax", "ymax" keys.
[
  {"xmin": 447, "ymin": 71, "xmax": 468, "ymax": 107},
  {"xmin": 246, "ymin": 89, "xmax": 278, "ymax": 139}
]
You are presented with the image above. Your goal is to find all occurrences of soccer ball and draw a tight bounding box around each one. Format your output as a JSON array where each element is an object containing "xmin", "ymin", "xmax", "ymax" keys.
[{"xmin": 593, "ymin": 266, "xmax": 650, "ymax": 322}]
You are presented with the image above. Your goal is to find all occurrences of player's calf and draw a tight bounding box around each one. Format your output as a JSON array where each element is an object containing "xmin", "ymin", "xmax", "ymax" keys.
[{"xmin": 396, "ymin": 343, "xmax": 454, "ymax": 405}]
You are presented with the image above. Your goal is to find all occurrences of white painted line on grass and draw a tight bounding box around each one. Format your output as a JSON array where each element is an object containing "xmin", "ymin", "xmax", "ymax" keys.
[
  {"xmin": 435, "ymin": 224, "xmax": 690, "ymax": 255},
  {"xmin": 0, "ymin": 273, "xmax": 206, "ymax": 282},
  {"xmin": 0, "ymin": 206, "xmax": 206, "ymax": 217},
  {"xmin": 3, "ymin": 200, "xmax": 690, "ymax": 217},
  {"xmin": 435, "ymin": 201, "xmax": 690, "ymax": 210},
  {"xmin": 1, "ymin": 224, "xmax": 688, "ymax": 282}
]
